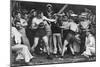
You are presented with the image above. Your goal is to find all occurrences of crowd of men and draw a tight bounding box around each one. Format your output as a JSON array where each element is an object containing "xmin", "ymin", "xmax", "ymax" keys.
[{"xmin": 11, "ymin": 4, "xmax": 96, "ymax": 64}]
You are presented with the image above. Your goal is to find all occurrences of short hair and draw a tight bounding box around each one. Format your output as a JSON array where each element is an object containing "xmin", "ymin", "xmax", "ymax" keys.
[
  {"xmin": 15, "ymin": 10, "xmax": 22, "ymax": 16},
  {"xmin": 14, "ymin": 19, "xmax": 20, "ymax": 25},
  {"xmin": 36, "ymin": 10, "xmax": 43, "ymax": 17},
  {"xmin": 37, "ymin": 10, "xmax": 42, "ymax": 15},
  {"xmin": 46, "ymin": 4, "xmax": 52, "ymax": 7}
]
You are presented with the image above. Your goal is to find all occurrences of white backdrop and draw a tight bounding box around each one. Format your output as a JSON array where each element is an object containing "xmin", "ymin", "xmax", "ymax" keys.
[{"xmin": 0, "ymin": 0, "xmax": 98, "ymax": 67}]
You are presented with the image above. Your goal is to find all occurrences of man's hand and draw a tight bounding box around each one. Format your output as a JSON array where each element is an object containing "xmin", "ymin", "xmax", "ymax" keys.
[
  {"xmin": 59, "ymin": 26, "xmax": 69, "ymax": 29},
  {"xmin": 31, "ymin": 26, "xmax": 38, "ymax": 29},
  {"xmin": 59, "ymin": 26, "xmax": 65, "ymax": 28}
]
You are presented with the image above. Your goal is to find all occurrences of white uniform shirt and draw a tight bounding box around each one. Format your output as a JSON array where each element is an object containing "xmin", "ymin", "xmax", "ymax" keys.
[
  {"xmin": 68, "ymin": 22, "xmax": 79, "ymax": 32},
  {"xmin": 61, "ymin": 21, "xmax": 78, "ymax": 32},
  {"xmin": 82, "ymin": 34, "xmax": 96, "ymax": 56},
  {"xmin": 61, "ymin": 21, "xmax": 69, "ymax": 30},
  {"xmin": 11, "ymin": 27, "xmax": 22, "ymax": 44},
  {"xmin": 85, "ymin": 34, "xmax": 95, "ymax": 48},
  {"xmin": 80, "ymin": 20, "xmax": 91, "ymax": 29}
]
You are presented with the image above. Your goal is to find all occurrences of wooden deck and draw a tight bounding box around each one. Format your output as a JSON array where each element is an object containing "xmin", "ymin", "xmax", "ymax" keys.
[{"xmin": 11, "ymin": 53, "xmax": 96, "ymax": 67}]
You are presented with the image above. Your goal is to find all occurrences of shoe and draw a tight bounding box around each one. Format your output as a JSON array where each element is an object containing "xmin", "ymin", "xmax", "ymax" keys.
[
  {"xmin": 47, "ymin": 55, "xmax": 53, "ymax": 60},
  {"xmin": 81, "ymin": 53, "xmax": 89, "ymax": 58},
  {"xmin": 60, "ymin": 56, "xmax": 64, "ymax": 58},
  {"xmin": 25, "ymin": 62, "xmax": 33, "ymax": 66},
  {"xmin": 58, "ymin": 58, "xmax": 64, "ymax": 60},
  {"xmin": 53, "ymin": 51, "xmax": 57, "ymax": 54}
]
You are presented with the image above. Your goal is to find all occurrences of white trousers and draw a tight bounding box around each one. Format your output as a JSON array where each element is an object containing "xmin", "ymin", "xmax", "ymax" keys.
[
  {"xmin": 12, "ymin": 44, "xmax": 33, "ymax": 62},
  {"xmin": 82, "ymin": 46, "xmax": 95, "ymax": 56}
]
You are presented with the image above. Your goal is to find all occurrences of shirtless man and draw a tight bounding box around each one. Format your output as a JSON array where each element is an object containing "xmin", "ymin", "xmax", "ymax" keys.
[{"xmin": 31, "ymin": 11, "xmax": 55, "ymax": 59}]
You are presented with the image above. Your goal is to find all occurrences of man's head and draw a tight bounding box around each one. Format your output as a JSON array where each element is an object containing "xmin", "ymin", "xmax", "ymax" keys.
[
  {"xmin": 30, "ymin": 9, "xmax": 37, "ymax": 17},
  {"xmin": 37, "ymin": 11, "xmax": 43, "ymax": 19},
  {"xmin": 63, "ymin": 16, "xmax": 68, "ymax": 21},
  {"xmin": 68, "ymin": 10, "xmax": 74, "ymax": 15},
  {"xmin": 46, "ymin": 4, "xmax": 53, "ymax": 12},
  {"xmin": 14, "ymin": 20, "xmax": 21, "ymax": 29},
  {"xmin": 18, "ymin": 12, "xmax": 21, "ymax": 17},
  {"xmin": 46, "ymin": 4, "xmax": 52, "ymax": 9},
  {"xmin": 46, "ymin": 4, "xmax": 52, "ymax": 8},
  {"xmin": 86, "ymin": 31, "xmax": 91, "ymax": 36},
  {"xmin": 33, "ymin": 11, "xmax": 37, "ymax": 17},
  {"xmin": 86, "ymin": 31, "xmax": 90, "ymax": 36}
]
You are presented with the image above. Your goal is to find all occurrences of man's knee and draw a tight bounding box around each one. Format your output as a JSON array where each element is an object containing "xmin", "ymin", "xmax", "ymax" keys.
[
  {"xmin": 22, "ymin": 45, "xmax": 28, "ymax": 50},
  {"xmin": 43, "ymin": 36, "xmax": 48, "ymax": 42},
  {"xmin": 43, "ymin": 37, "xmax": 49, "ymax": 46},
  {"xmin": 34, "ymin": 38, "xmax": 39, "ymax": 45},
  {"xmin": 64, "ymin": 40, "xmax": 68, "ymax": 45}
]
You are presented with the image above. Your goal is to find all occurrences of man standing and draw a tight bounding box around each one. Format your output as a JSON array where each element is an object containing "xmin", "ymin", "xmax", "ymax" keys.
[
  {"xmin": 31, "ymin": 11, "xmax": 55, "ymax": 59},
  {"xmin": 60, "ymin": 19, "xmax": 80, "ymax": 57},
  {"xmin": 79, "ymin": 15, "xmax": 91, "ymax": 53},
  {"xmin": 51, "ymin": 15, "xmax": 63, "ymax": 55},
  {"xmin": 45, "ymin": 4, "xmax": 54, "ymax": 53}
]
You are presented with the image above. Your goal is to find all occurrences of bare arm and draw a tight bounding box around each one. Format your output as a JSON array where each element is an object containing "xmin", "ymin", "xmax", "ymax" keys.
[
  {"xmin": 60, "ymin": 22, "xmax": 69, "ymax": 29},
  {"xmin": 43, "ymin": 16, "xmax": 56, "ymax": 22}
]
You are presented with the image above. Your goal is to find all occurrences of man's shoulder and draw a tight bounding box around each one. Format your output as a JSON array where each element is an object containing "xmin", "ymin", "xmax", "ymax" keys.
[
  {"xmin": 20, "ymin": 18, "xmax": 26, "ymax": 22},
  {"xmin": 32, "ymin": 17, "xmax": 37, "ymax": 21},
  {"xmin": 70, "ymin": 22, "xmax": 76, "ymax": 25},
  {"xmin": 42, "ymin": 16, "xmax": 47, "ymax": 19}
]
